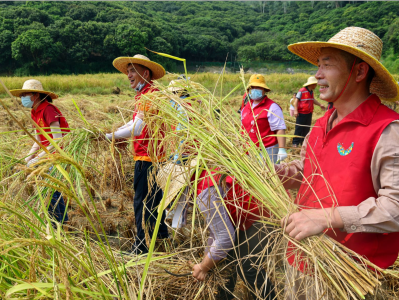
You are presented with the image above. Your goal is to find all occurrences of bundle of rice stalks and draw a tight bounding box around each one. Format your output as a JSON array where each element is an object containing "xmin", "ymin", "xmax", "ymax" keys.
[{"xmin": 137, "ymin": 70, "xmax": 396, "ymax": 299}]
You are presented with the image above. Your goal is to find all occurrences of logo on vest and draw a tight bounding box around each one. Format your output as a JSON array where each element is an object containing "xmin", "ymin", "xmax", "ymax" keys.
[
  {"xmin": 337, "ymin": 142, "xmax": 354, "ymax": 156},
  {"xmin": 37, "ymin": 118, "xmax": 45, "ymax": 127}
]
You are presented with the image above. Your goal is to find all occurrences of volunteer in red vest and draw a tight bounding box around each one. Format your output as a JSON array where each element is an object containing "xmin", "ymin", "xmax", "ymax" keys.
[
  {"xmin": 276, "ymin": 27, "xmax": 399, "ymax": 299},
  {"xmin": 106, "ymin": 54, "xmax": 169, "ymax": 254},
  {"xmin": 292, "ymin": 76, "xmax": 325, "ymax": 147},
  {"xmin": 192, "ymin": 173, "xmax": 276, "ymax": 300},
  {"xmin": 11, "ymin": 79, "xmax": 69, "ymax": 224},
  {"xmin": 242, "ymin": 74, "xmax": 287, "ymax": 163}
]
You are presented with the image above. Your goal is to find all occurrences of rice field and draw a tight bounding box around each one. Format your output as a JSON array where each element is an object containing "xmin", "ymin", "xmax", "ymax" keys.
[{"xmin": 0, "ymin": 71, "xmax": 398, "ymax": 299}]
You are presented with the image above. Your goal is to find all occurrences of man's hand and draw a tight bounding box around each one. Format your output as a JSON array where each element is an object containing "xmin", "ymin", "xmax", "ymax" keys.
[
  {"xmin": 320, "ymin": 104, "xmax": 326, "ymax": 110},
  {"xmin": 192, "ymin": 264, "xmax": 208, "ymax": 282},
  {"xmin": 280, "ymin": 208, "xmax": 344, "ymax": 241},
  {"xmin": 294, "ymin": 110, "xmax": 299, "ymax": 118},
  {"xmin": 136, "ymin": 111, "xmax": 144, "ymax": 120}
]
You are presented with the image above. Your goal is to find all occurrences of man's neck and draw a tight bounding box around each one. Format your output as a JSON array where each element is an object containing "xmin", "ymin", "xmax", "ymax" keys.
[{"xmin": 333, "ymin": 88, "xmax": 370, "ymax": 122}]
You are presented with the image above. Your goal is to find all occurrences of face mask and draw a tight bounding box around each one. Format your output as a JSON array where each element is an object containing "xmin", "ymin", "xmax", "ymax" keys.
[
  {"xmin": 249, "ymin": 89, "xmax": 263, "ymax": 100},
  {"xmin": 21, "ymin": 96, "xmax": 34, "ymax": 108},
  {"xmin": 134, "ymin": 81, "xmax": 146, "ymax": 92}
]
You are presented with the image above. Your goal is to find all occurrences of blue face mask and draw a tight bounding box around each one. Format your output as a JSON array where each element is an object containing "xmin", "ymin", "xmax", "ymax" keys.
[
  {"xmin": 135, "ymin": 81, "xmax": 146, "ymax": 92},
  {"xmin": 21, "ymin": 96, "xmax": 34, "ymax": 108},
  {"xmin": 249, "ymin": 89, "xmax": 263, "ymax": 100}
]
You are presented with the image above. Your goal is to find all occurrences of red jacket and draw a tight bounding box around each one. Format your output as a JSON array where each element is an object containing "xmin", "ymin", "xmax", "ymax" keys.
[
  {"xmin": 31, "ymin": 101, "xmax": 69, "ymax": 147},
  {"xmin": 297, "ymin": 87, "xmax": 314, "ymax": 114},
  {"xmin": 196, "ymin": 170, "xmax": 260, "ymax": 231},
  {"xmin": 132, "ymin": 82, "xmax": 164, "ymax": 161},
  {"xmin": 241, "ymin": 96, "xmax": 278, "ymax": 148},
  {"xmin": 289, "ymin": 94, "xmax": 399, "ymax": 271}
]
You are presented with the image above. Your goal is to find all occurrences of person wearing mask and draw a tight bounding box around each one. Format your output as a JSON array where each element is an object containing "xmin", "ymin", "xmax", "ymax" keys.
[
  {"xmin": 292, "ymin": 76, "xmax": 325, "ymax": 147},
  {"xmin": 11, "ymin": 79, "xmax": 69, "ymax": 224},
  {"xmin": 242, "ymin": 74, "xmax": 287, "ymax": 163},
  {"xmin": 106, "ymin": 54, "xmax": 169, "ymax": 254}
]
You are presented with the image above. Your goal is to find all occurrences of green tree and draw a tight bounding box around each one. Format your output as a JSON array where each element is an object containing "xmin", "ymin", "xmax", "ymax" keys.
[{"xmin": 12, "ymin": 29, "xmax": 58, "ymax": 71}]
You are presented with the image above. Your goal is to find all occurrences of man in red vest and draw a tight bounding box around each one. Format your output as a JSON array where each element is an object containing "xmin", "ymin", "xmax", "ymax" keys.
[
  {"xmin": 276, "ymin": 27, "xmax": 399, "ymax": 299},
  {"xmin": 11, "ymin": 79, "xmax": 70, "ymax": 224},
  {"xmin": 106, "ymin": 54, "xmax": 169, "ymax": 254},
  {"xmin": 292, "ymin": 76, "xmax": 325, "ymax": 147}
]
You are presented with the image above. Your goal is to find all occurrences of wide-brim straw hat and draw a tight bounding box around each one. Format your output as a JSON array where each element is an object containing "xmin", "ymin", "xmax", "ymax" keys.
[
  {"xmin": 288, "ymin": 26, "xmax": 399, "ymax": 102},
  {"xmin": 167, "ymin": 79, "xmax": 187, "ymax": 92},
  {"xmin": 113, "ymin": 54, "xmax": 165, "ymax": 80},
  {"xmin": 10, "ymin": 79, "xmax": 58, "ymax": 99},
  {"xmin": 156, "ymin": 159, "xmax": 197, "ymax": 211},
  {"xmin": 246, "ymin": 74, "xmax": 271, "ymax": 92},
  {"xmin": 303, "ymin": 76, "xmax": 318, "ymax": 87}
]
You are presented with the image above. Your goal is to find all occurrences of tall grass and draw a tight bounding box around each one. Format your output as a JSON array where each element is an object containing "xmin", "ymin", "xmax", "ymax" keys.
[
  {"xmin": 0, "ymin": 69, "xmax": 398, "ymax": 299},
  {"xmin": 0, "ymin": 72, "xmax": 319, "ymax": 99}
]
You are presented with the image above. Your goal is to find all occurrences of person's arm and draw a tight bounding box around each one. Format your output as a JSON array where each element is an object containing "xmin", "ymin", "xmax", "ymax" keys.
[
  {"xmin": 267, "ymin": 103, "xmax": 287, "ymax": 162},
  {"xmin": 192, "ymin": 186, "xmax": 235, "ymax": 281},
  {"xmin": 27, "ymin": 122, "xmax": 63, "ymax": 166},
  {"xmin": 276, "ymin": 129, "xmax": 286, "ymax": 148},
  {"xmin": 25, "ymin": 141, "xmax": 40, "ymax": 163},
  {"xmin": 105, "ymin": 113, "xmax": 146, "ymax": 140},
  {"xmin": 314, "ymin": 99, "xmax": 326, "ymax": 110}
]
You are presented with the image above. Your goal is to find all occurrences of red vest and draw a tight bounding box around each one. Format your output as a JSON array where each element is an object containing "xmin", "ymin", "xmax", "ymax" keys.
[
  {"xmin": 132, "ymin": 82, "xmax": 164, "ymax": 161},
  {"xmin": 224, "ymin": 176, "xmax": 260, "ymax": 231},
  {"xmin": 196, "ymin": 170, "xmax": 260, "ymax": 231},
  {"xmin": 297, "ymin": 87, "xmax": 314, "ymax": 114},
  {"xmin": 289, "ymin": 94, "xmax": 399, "ymax": 270},
  {"xmin": 31, "ymin": 101, "xmax": 70, "ymax": 147},
  {"xmin": 241, "ymin": 96, "xmax": 278, "ymax": 148}
]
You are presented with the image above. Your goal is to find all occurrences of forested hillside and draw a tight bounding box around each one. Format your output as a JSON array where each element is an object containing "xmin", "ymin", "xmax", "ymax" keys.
[{"xmin": 1, "ymin": 1, "xmax": 399, "ymax": 75}]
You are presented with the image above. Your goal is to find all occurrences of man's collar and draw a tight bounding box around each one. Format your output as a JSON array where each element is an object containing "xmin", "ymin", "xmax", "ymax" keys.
[{"xmin": 326, "ymin": 94, "xmax": 380, "ymax": 130}]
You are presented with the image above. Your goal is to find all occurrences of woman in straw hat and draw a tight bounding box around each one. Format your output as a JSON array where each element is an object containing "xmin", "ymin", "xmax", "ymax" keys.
[
  {"xmin": 105, "ymin": 54, "xmax": 169, "ymax": 254},
  {"xmin": 10, "ymin": 79, "xmax": 69, "ymax": 224},
  {"xmin": 275, "ymin": 27, "xmax": 399, "ymax": 299},
  {"xmin": 292, "ymin": 76, "xmax": 325, "ymax": 147},
  {"xmin": 242, "ymin": 74, "xmax": 287, "ymax": 163}
]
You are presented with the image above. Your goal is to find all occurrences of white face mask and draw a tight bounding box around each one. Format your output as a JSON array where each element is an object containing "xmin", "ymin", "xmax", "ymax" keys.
[{"xmin": 135, "ymin": 81, "xmax": 146, "ymax": 92}]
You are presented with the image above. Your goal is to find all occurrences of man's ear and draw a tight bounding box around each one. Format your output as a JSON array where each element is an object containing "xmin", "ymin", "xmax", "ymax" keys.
[
  {"xmin": 355, "ymin": 62, "xmax": 370, "ymax": 83},
  {"xmin": 143, "ymin": 69, "xmax": 149, "ymax": 80}
]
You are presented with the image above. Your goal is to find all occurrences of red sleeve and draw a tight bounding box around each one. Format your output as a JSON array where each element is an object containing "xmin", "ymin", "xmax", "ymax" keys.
[{"xmin": 43, "ymin": 105, "xmax": 60, "ymax": 125}]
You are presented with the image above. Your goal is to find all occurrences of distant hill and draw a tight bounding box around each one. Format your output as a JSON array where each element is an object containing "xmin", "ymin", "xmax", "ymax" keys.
[{"xmin": 1, "ymin": 1, "xmax": 398, "ymax": 75}]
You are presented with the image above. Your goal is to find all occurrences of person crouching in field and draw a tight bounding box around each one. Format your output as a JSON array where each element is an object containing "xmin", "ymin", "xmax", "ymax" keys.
[
  {"xmin": 292, "ymin": 76, "xmax": 325, "ymax": 147},
  {"xmin": 191, "ymin": 170, "xmax": 276, "ymax": 300},
  {"xmin": 105, "ymin": 54, "xmax": 169, "ymax": 254},
  {"xmin": 277, "ymin": 26, "xmax": 399, "ymax": 299},
  {"xmin": 11, "ymin": 80, "xmax": 69, "ymax": 224},
  {"xmin": 242, "ymin": 74, "xmax": 287, "ymax": 163}
]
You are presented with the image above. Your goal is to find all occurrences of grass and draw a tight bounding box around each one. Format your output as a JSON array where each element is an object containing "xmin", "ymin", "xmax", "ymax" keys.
[{"xmin": 0, "ymin": 71, "xmax": 398, "ymax": 299}]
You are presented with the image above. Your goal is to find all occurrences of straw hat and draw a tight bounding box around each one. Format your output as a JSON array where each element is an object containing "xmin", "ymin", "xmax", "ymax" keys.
[
  {"xmin": 10, "ymin": 79, "xmax": 58, "ymax": 99},
  {"xmin": 167, "ymin": 80, "xmax": 187, "ymax": 93},
  {"xmin": 288, "ymin": 27, "xmax": 399, "ymax": 102},
  {"xmin": 156, "ymin": 159, "xmax": 197, "ymax": 211},
  {"xmin": 246, "ymin": 74, "xmax": 271, "ymax": 92},
  {"xmin": 112, "ymin": 54, "xmax": 165, "ymax": 80},
  {"xmin": 303, "ymin": 76, "xmax": 318, "ymax": 87}
]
